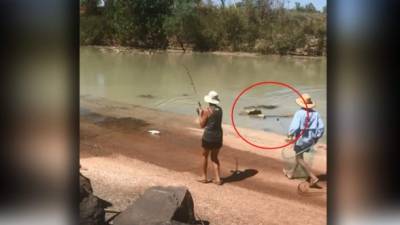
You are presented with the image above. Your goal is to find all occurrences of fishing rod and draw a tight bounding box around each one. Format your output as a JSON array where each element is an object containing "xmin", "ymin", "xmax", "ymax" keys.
[{"xmin": 182, "ymin": 65, "xmax": 202, "ymax": 114}]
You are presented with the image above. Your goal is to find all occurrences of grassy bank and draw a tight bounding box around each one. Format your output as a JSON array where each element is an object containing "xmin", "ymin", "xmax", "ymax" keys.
[{"xmin": 80, "ymin": 0, "xmax": 326, "ymax": 56}]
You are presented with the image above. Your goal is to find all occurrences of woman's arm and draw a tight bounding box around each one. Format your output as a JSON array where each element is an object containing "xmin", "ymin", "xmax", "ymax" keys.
[{"xmin": 199, "ymin": 107, "xmax": 210, "ymax": 128}]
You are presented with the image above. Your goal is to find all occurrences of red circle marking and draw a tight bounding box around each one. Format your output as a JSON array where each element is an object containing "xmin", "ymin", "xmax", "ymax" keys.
[{"xmin": 230, "ymin": 81, "xmax": 310, "ymax": 150}]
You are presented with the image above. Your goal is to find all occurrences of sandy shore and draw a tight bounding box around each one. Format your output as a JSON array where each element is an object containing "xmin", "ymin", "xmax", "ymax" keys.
[{"xmin": 80, "ymin": 96, "xmax": 327, "ymax": 225}]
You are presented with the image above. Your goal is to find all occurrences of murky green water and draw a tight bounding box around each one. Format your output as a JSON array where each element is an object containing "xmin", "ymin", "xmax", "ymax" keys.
[{"xmin": 80, "ymin": 46, "xmax": 326, "ymax": 142}]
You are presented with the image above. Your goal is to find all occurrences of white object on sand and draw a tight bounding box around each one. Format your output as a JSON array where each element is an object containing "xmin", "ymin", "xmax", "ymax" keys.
[{"xmin": 148, "ymin": 130, "xmax": 161, "ymax": 135}]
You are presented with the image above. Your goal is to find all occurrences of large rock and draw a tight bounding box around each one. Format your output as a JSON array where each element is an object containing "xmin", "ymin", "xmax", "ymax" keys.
[
  {"xmin": 80, "ymin": 173, "xmax": 108, "ymax": 225},
  {"xmin": 80, "ymin": 194, "xmax": 106, "ymax": 225},
  {"xmin": 113, "ymin": 186, "xmax": 195, "ymax": 225},
  {"xmin": 80, "ymin": 173, "xmax": 93, "ymax": 200},
  {"xmin": 159, "ymin": 221, "xmax": 192, "ymax": 225}
]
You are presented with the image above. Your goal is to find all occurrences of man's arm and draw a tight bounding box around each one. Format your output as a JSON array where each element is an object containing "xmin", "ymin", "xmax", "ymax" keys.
[
  {"xmin": 288, "ymin": 111, "xmax": 301, "ymax": 138},
  {"xmin": 316, "ymin": 116, "xmax": 325, "ymax": 138}
]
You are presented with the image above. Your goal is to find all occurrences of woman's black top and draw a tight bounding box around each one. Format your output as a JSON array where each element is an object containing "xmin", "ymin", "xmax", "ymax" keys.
[{"xmin": 202, "ymin": 105, "xmax": 223, "ymax": 144}]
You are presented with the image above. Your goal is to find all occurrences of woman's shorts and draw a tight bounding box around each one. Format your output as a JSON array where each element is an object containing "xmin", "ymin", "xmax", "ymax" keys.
[{"xmin": 202, "ymin": 139, "xmax": 222, "ymax": 150}]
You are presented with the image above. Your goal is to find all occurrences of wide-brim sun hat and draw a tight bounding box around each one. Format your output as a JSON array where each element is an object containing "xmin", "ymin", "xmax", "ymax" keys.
[
  {"xmin": 295, "ymin": 93, "xmax": 316, "ymax": 108},
  {"xmin": 204, "ymin": 90, "xmax": 220, "ymax": 105}
]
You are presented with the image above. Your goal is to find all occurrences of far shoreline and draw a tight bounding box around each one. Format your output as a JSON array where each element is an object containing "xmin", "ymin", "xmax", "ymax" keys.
[{"xmin": 81, "ymin": 45, "xmax": 326, "ymax": 59}]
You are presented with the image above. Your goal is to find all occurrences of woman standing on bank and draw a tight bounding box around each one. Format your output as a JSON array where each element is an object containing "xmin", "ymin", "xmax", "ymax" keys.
[{"xmin": 198, "ymin": 91, "xmax": 223, "ymax": 185}]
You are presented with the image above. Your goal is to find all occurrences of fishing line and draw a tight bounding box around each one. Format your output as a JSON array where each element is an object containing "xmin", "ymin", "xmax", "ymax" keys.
[
  {"xmin": 154, "ymin": 95, "xmax": 195, "ymax": 108},
  {"xmin": 182, "ymin": 65, "xmax": 202, "ymax": 110},
  {"xmin": 152, "ymin": 65, "xmax": 201, "ymax": 115},
  {"xmin": 182, "ymin": 65, "xmax": 203, "ymax": 116}
]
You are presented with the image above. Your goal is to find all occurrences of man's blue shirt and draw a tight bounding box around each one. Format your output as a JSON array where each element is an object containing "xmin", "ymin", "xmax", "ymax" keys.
[{"xmin": 288, "ymin": 109, "xmax": 325, "ymax": 150}]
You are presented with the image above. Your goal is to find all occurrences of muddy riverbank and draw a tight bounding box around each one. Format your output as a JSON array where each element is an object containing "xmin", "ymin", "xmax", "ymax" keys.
[{"xmin": 80, "ymin": 96, "xmax": 327, "ymax": 225}]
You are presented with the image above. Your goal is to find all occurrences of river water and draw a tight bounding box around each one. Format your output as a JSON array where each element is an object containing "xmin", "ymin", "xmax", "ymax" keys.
[{"xmin": 80, "ymin": 46, "xmax": 326, "ymax": 143}]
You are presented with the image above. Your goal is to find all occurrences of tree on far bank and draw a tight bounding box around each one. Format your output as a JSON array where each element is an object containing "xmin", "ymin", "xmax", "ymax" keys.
[
  {"xmin": 304, "ymin": 3, "xmax": 317, "ymax": 12},
  {"xmin": 81, "ymin": 0, "xmax": 100, "ymax": 15},
  {"xmin": 164, "ymin": 0, "xmax": 198, "ymax": 51},
  {"xmin": 80, "ymin": 0, "xmax": 327, "ymax": 56},
  {"xmin": 294, "ymin": 2, "xmax": 317, "ymax": 13},
  {"xmin": 108, "ymin": 0, "xmax": 173, "ymax": 48},
  {"xmin": 220, "ymin": 0, "xmax": 225, "ymax": 8},
  {"xmin": 295, "ymin": 2, "xmax": 302, "ymax": 11}
]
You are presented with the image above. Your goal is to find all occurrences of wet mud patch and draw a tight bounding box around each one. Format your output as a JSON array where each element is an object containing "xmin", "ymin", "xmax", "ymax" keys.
[
  {"xmin": 81, "ymin": 108, "xmax": 150, "ymax": 133},
  {"xmin": 80, "ymin": 127, "xmax": 100, "ymax": 140},
  {"xmin": 98, "ymin": 117, "xmax": 150, "ymax": 132}
]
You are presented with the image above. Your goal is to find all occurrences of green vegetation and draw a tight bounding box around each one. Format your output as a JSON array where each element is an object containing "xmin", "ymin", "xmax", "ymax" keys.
[{"xmin": 80, "ymin": 0, "xmax": 326, "ymax": 56}]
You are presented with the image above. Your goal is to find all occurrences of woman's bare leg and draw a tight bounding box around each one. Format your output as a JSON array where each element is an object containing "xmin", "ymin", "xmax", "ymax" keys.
[
  {"xmin": 296, "ymin": 153, "xmax": 318, "ymax": 182},
  {"xmin": 210, "ymin": 148, "xmax": 221, "ymax": 183},
  {"xmin": 201, "ymin": 148, "xmax": 210, "ymax": 181}
]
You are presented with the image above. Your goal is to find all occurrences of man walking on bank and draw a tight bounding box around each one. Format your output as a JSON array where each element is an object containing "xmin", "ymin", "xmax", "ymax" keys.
[{"xmin": 283, "ymin": 93, "xmax": 325, "ymax": 187}]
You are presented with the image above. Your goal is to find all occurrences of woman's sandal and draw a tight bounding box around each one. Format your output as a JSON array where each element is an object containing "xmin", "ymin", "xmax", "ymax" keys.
[
  {"xmin": 197, "ymin": 179, "xmax": 211, "ymax": 184},
  {"xmin": 213, "ymin": 180, "xmax": 223, "ymax": 185}
]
